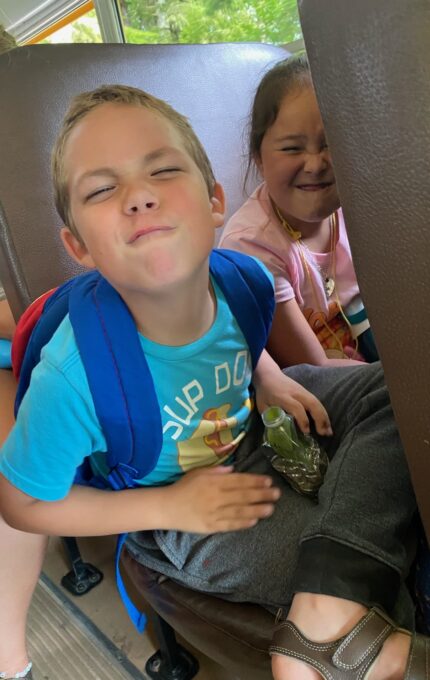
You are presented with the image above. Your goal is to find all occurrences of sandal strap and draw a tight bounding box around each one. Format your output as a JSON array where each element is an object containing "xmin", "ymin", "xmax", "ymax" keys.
[
  {"xmin": 405, "ymin": 634, "xmax": 430, "ymax": 680},
  {"xmin": 270, "ymin": 607, "xmax": 396, "ymax": 680},
  {"xmin": 333, "ymin": 608, "xmax": 395, "ymax": 669}
]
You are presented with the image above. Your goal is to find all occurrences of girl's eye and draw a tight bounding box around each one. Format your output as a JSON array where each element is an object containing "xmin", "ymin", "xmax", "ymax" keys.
[
  {"xmin": 281, "ymin": 146, "xmax": 302, "ymax": 153},
  {"xmin": 86, "ymin": 186, "xmax": 115, "ymax": 201}
]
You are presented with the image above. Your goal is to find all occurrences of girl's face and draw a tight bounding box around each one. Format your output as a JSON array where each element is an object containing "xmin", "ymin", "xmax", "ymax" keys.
[{"xmin": 256, "ymin": 85, "xmax": 340, "ymax": 230}]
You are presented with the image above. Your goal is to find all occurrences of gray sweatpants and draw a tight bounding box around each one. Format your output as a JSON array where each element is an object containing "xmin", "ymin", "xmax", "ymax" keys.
[{"xmin": 126, "ymin": 362, "xmax": 418, "ymax": 628}]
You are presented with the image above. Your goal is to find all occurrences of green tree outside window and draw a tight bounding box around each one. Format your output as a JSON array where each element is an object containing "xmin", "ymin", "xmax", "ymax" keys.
[{"xmin": 119, "ymin": 0, "xmax": 301, "ymax": 45}]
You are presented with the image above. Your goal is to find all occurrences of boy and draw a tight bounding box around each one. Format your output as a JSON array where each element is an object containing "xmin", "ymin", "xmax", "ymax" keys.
[
  {"xmin": 0, "ymin": 24, "xmax": 17, "ymax": 342},
  {"xmin": 0, "ymin": 86, "xmax": 426, "ymax": 680}
]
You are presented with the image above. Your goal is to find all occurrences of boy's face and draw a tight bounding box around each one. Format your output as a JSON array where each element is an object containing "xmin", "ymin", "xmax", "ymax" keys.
[{"xmin": 61, "ymin": 103, "xmax": 224, "ymax": 298}]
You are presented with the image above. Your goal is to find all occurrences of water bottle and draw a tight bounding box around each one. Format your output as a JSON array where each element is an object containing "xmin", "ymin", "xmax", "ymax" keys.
[{"xmin": 262, "ymin": 406, "xmax": 328, "ymax": 498}]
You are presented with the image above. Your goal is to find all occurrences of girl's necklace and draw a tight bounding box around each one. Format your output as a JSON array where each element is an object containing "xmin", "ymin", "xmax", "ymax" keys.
[
  {"xmin": 299, "ymin": 223, "xmax": 336, "ymax": 299},
  {"xmin": 272, "ymin": 201, "xmax": 358, "ymax": 358},
  {"xmin": 272, "ymin": 202, "xmax": 337, "ymax": 300}
]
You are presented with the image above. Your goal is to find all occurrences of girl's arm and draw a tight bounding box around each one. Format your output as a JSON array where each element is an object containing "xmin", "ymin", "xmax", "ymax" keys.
[
  {"xmin": 267, "ymin": 298, "xmax": 364, "ymax": 368},
  {"xmin": 0, "ymin": 299, "xmax": 15, "ymax": 340},
  {"xmin": 0, "ymin": 369, "xmax": 16, "ymax": 445},
  {"xmin": 252, "ymin": 349, "xmax": 332, "ymax": 436}
]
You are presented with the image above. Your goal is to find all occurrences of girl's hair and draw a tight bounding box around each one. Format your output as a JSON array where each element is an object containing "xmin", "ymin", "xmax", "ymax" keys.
[{"xmin": 245, "ymin": 53, "xmax": 312, "ymax": 187}]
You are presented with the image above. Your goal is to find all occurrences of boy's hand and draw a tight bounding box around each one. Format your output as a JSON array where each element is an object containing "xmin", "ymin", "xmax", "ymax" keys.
[
  {"xmin": 253, "ymin": 350, "xmax": 332, "ymax": 436},
  {"xmin": 163, "ymin": 465, "xmax": 280, "ymax": 533}
]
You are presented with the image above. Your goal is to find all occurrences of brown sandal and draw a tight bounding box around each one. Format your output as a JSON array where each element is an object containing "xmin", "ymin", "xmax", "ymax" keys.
[{"xmin": 269, "ymin": 607, "xmax": 430, "ymax": 679}]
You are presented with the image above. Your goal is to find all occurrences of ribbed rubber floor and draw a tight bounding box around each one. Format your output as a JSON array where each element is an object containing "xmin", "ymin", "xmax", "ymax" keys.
[{"xmin": 28, "ymin": 574, "xmax": 147, "ymax": 679}]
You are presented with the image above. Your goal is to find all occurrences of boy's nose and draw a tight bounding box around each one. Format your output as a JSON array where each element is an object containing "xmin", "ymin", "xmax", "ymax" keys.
[{"xmin": 124, "ymin": 186, "xmax": 160, "ymax": 214}]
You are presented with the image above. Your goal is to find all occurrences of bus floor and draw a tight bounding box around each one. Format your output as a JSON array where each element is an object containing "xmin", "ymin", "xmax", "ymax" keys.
[{"xmin": 41, "ymin": 535, "xmax": 234, "ymax": 680}]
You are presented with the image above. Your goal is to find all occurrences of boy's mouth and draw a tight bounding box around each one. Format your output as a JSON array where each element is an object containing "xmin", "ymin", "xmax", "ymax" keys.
[
  {"xmin": 295, "ymin": 181, "xmax": 334, "ymax": 192},
  {"xmin": 128, "ymin": 226, "xmax": 173, "ymax": 243}
]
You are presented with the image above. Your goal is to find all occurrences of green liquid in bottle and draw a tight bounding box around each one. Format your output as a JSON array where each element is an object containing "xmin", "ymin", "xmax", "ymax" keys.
[{"xmin": 262, "ymin": 406, "xmax": 328, "ymax": 498}]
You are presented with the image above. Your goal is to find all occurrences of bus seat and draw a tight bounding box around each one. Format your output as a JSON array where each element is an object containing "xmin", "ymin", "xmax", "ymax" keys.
[
  {"xmin": 299, "ymin": 0, "xmax": 430, "ymax": 540},
  {"xmin": 298, "ymin": 0, "xmax": 430, "ymax": 633},
  {"xmin": 0, "ymin": 42, "xmax": 285, "ymax": 679}
]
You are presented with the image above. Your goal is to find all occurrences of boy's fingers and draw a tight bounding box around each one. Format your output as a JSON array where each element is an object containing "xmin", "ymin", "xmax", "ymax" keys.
[
  {"xmin": 215, "ymin": 501, "xmax": 277, "ymax": 530},
  {"xmin": 226, "ymin": 487, "xmax": 281, "ymax": 506},
  {"xmin": 228, "ymin": 502, "xmax": 277, "ymax": 519},
  {"xmin": 220, "ymin": 472, "xmax": 274, "ymax": 489},
  {"xmin": 215, "ymin": 518, "xmax": 260, "ymax": 532}
]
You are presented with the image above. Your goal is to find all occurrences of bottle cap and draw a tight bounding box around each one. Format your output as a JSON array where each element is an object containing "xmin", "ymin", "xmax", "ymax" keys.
[{"xmin": 262, "ymin": 406, "xmax": 285, "ymax": 428}]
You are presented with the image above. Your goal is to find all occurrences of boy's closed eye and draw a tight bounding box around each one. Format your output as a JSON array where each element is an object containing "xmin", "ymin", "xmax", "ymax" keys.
[
  {"xmin": 151, "ymin": 166, "xmax": 182, "ymax": 177},
  {"xmin": 85, "ymin": 186, "xmax": 116, "ymax": 201}
]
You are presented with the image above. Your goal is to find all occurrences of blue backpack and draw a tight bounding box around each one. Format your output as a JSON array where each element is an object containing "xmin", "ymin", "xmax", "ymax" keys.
[{"xmin": 15, "ymin": 248, "xmax": 275, "ymax": 630}]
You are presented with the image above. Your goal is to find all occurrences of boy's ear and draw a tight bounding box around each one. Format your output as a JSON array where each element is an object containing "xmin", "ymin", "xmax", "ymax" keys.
[
  {"xmin": 210, "ymin": 182, "xmax": 226, "ymax": 228},
  {"xmin": 60, "ymin": 227, "xmax": 95, "ymax": 269}
]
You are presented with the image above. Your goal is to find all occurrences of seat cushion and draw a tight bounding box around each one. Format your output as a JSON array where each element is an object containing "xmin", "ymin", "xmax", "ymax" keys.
[{"xmin": 121, "ymin": 548, "xmax": 273, "ymax": 679}]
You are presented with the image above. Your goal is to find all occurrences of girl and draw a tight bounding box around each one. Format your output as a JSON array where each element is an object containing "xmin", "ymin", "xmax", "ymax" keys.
[
  {"xmin": 220, "ymin": 54, "xmax": 377, "ymax": 368},
  {"xmin": 0, "ymin": 295, "xmax": 15, "ymax": 341}
]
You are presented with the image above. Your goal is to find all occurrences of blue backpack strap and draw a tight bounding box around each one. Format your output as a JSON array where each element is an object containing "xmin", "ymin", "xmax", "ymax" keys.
[
  {"xmin": 69, "ymin": 273, "xmax": 156, "ymax": 632},
  {"xmin": 68, "ymin": 272, "xmax": 162, "ymax": 488},
  {"xmin": 15, "ymin": 277, "xmax": 77, "ymax": 415},
  {"xmin": 116, "ymin": 533, "xmax": 147, "ymax": 632},
  {"xmin": 14, "ymin": 271, "xmax": 154, "ymax": 631},
  {"xmin": 209, "ymin": 249, "xmax": 275, "ymax": 367}
]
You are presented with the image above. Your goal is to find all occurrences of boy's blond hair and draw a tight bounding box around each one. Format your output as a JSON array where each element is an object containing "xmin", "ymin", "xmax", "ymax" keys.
[{"xmin": 52, "ymin": 84, "xmax": 216, "ymax": 240}]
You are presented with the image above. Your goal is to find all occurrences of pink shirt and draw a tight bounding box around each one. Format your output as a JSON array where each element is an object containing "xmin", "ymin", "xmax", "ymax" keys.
[{"xmin": 219, "ymin": 183, "xmax": 361, "ymax": 355}]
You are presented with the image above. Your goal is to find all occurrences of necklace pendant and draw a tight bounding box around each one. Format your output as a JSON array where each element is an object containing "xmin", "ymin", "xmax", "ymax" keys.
[{"xmin": 324, "ymin": 277, "xmax": 335, "ymax": 298}]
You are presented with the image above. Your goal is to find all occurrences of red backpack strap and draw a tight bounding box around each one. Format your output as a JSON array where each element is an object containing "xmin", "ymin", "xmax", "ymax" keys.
[{"xmin": 12, "ymin": 289, "xmax": 57, "ymax": 379}]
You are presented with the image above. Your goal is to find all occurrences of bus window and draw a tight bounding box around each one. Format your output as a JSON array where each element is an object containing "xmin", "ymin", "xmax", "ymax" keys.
[
  {"xmin": 1, "ymin": 1, "xmax": 303, "ymax": 50},
  {"xmin": 36, "ymin": 8, "xmax": 102, "ymax": 44},
  {"xmin": 0, "ymin": 1, "xmax": 102, "ymax": 44},
  {"xmin": 117, "ymin": 0, "xmax": 302, "ymax": 47}
]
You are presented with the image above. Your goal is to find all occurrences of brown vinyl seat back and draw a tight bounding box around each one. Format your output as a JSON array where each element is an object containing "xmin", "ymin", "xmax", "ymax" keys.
[
  {"xmin": 298, "ymin": 0, "xmax": 430, "ymax": 535},
  {"xmin": 0, "ymin": 42, "xmax": 286, "ymax": 318}
]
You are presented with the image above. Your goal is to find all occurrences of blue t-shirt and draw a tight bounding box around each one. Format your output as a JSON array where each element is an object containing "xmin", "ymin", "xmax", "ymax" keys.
[{"xmin": 0, "ymin": 276, "xmax": 266, "ymax": 501}]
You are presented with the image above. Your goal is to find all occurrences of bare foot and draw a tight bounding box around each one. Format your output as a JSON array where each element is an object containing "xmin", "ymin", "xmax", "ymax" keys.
[
  {"xmin": 368, "ymin": 631, "xmax": 411, "ymax": 680},
  {"xmin": 271, "ymin": 594, "xmax": 411, "ymax": 680},
  {"xmin": 0, "ymin": 659, "xmax": 32, "ymax": 679},
  {"xmin": 272, "ymin": 653, "xmax": 320, "ymax": 680}
]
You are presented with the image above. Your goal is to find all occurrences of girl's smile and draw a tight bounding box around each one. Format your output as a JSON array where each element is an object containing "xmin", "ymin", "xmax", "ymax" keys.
[{"xmin": 295, "ymin": 181, "xmax": 334, "ymax": 192}]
